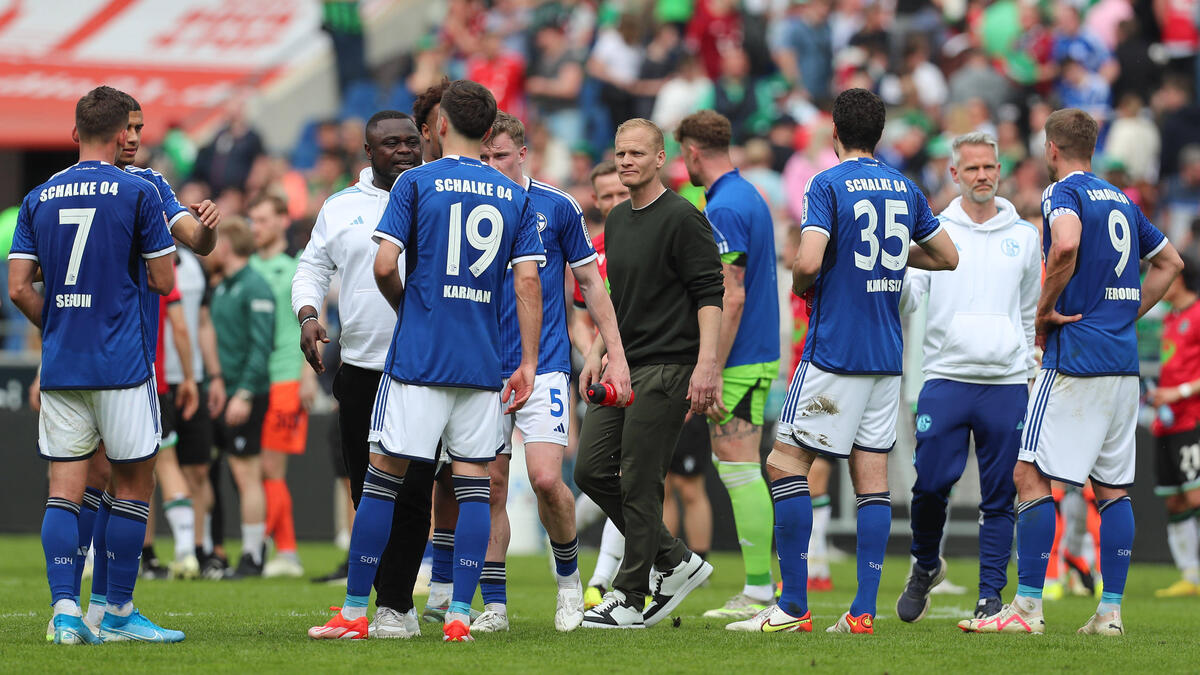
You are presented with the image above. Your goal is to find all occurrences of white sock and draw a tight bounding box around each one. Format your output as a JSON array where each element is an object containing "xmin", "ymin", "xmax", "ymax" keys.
[
  {"xmin": 428, "ymin": 581, "xmax": 453, "ymax": 606},
  {"xmin": 575, "ymin": 494, "xmax": 606, "ymax": 531},
  {"xmin": 164, "ymin": 496, "xmax": 195, "ymax": 560},
  {"xmin": 85, "ymin": 599, "xmax": 106, "ymax": 625},
  {"xmin": 1167, "ymin": 516, "xmax": 1200, "ymax": 581},
  {"xmin": 242, "ymin": 522, "xmax": 265, "ymax": 564},
  {"xmin": 589, "ymin": 519, "xmax": 624, "ymax": 588},
  {"xmin": 341, "ymin": 605, "xmax": 366, "ymax": 620},
  {"xmin": 557, "ymin": 569, "xmax": 581, "ymax": 589},
  {"xmin": 1097, "ymin": 600, "xmax": 1121, "ymax": 616},
  {"xmin": 1062, "ymin": 489, "xmax": 1088, "ymax": 556},
  {"xmin": 53, "ymin": 598, "xmax": 80, "ymax": 617},
  {"xmin": 809, "ymin": 500, "xmax": 831, "ymax": 577},
  {"xmin": 202, "ymin": 514, "xmax": 213, "ymax": 554},
  {"xmin": 1013, "ymin": 594, "xmax": 1042, "ymax": 615},
  {"xmin": 106, "ymin": 601, "xmax": 133, "ymax": 617},
  {"xmin": 483, "ymin": 602, "xmax": 507, "ymax": 615},
  {"xmin": 743, "ymin": 583, "xmax": 775, "ymax": 603}
]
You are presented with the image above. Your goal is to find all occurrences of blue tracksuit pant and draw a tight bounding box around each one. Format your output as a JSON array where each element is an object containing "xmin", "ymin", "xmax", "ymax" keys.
[{"xmin": 910, "ymin": 379, "xmax": 1026, "ymax": 600}]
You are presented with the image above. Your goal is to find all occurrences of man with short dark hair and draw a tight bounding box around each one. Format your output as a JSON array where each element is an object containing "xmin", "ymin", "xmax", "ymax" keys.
[
  {"xmin": 575, "ymin": 118, "xmax": 724, "ymax": 629},
  {"xmin": 309, "ymin": 80, "xmax": 545, "ymax": 643},
  {"xmin": 675, "ymin": 109, "xmax": 781, "ymax": 621},
  {"xmin": 10, "ymin": 85, "xmax": 181, "ymax": 643},
  {"xmin": 961, "ymin": 108, "xmax": 1183, "ymax": 636},
  {"xmin": 730, "ymin": 88, "xmax": 958, "ymax": 635},
  {"xmin": 293, "ymin": 110, "xmax": 428, "ymax": 637},
  {"xmin": 413, "ymin": 78, "xmax": 451, "ymax": 163}
]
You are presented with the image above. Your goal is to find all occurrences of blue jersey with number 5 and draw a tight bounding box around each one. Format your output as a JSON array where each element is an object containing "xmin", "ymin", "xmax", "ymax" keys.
[
  {"xmin": 800, "ymin": 157, "xmax": 942, "ymax": 374},
  {"xmin": 373, "ymin": 155, "xmax": 546, "ymax": 391},
  {"xmin": 1041, "ymin": 171, "xmax": 1166, "ymax": 376},
  {"xmin": 9, "ymin": 160, "xmax": 174, "ymax": 390}
]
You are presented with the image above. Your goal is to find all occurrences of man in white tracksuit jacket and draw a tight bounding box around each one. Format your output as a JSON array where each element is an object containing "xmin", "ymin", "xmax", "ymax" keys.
[
  {"xmin": 895, "ymin": 132, "xmax": 1042, "ymax": 624},
  {"xmin": 291, "ymin": 110, "xmax": 431, "ymax": 638}
]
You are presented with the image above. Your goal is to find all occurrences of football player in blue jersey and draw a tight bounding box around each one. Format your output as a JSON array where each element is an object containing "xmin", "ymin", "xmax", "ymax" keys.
[
  {"xmin": 960, "ymin": 108, "xmax": 1183, "ymax": 636},
  {"xmin": 9, "ymin": 86, "xmax": 184, "ymax": 644},
  {"xmin": 474, "ymin": 112, "xmax": 630, "ymax": 633},
  {"xmin": 729, "ymin": 88, "xmax": 958, "ymax": 635},
  {"xmin": 309, "ymin": 80, "xmax": 546, "ymax": 643}
]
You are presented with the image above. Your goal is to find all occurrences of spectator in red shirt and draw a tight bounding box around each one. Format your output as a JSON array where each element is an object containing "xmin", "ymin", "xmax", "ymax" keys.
[{"xmin": 466, "ymin": 32, "xmax": 526, "ymax": 120}]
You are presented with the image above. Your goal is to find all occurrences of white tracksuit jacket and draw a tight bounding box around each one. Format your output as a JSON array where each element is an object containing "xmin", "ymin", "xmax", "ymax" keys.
[
  {"xmin": 901, "ymin": 196, "xmax": 1042, "ymax": 385},
  {"xmin": 291, "ymin": 167, "xmax": 398, "ymax": 371}
]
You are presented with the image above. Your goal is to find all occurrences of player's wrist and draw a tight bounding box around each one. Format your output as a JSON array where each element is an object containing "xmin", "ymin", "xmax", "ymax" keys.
[{"xmin": 1180, "ymin": 382, "xmax": 1194, "ymax": 399}]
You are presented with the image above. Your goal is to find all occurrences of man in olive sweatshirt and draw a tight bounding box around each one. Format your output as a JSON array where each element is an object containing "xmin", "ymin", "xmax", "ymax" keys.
[{"xmin": 576, "ymin": 118, "xmax": 724, "ymax": 629}]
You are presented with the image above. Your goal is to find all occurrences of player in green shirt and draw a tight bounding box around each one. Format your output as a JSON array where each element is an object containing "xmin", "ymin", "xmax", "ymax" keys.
[
  {"xmin": 203, "ymin": 216, "xmax": 275, "ymax": 576},
  {"xmin": 247, "ymin": 194, "xmax": 308, "ymax": 578}
]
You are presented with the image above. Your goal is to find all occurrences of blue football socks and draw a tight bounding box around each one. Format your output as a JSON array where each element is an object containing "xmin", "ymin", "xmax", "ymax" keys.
[{"xmin": 770, "ymin": 475, "xmax": 811, "ymax": 618}]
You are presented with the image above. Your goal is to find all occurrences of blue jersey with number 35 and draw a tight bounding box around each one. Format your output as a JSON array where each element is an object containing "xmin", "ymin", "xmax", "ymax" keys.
[
  {"xmin": 800, "ymin": 158, "xmax": 942, "ymax": 375},
  {"xmin": 373, "ymin": 155, "xmax": 546, "ymax": 391},
  {"xmin": 1041, "ymin": 171, "xmax": 1166, "ymax": 376},
  {"xmin": 9, "ymin": 161, "xmax": 175, "ymax": 390}
]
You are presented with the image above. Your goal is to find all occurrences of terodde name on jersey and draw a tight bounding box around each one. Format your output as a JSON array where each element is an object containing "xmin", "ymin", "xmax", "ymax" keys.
[
  {"xmin": 39, "ymin": 181, "xmax": 120, "ymax": 201},
  {"xmin": 433, "ymin": 178, "xmax": 513, "ymax": 201}
]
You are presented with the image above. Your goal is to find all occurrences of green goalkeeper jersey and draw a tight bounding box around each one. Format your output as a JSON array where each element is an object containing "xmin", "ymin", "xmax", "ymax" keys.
[{"xmin": 250, "ymin": 251, "xmax": 304, "ymax": 384}]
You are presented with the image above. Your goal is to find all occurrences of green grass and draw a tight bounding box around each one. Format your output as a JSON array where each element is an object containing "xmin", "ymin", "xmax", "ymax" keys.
[{"xmin": 2, "ymin": 535, "xmax": 1198, "ymax": 673}]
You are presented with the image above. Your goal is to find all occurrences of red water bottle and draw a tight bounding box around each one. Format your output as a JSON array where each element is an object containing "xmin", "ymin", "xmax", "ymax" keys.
[{"xmin": 586, "ymin": 383, "xmax": 634, "ymax": 407}]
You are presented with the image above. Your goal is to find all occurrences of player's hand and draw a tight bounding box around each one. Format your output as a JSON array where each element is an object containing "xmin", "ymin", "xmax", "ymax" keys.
[
  {"xmin": 301, "ymin": 319, "xmax": 330, "ymax": 374},
  {"xmin": 705, "ymin": 376, "xmax": 728, "ymax": 423},
  {"xmin": 225, "ymin": 394, "xmax": 251, "ymax": 427},
  {"xmin": 601, "ymin": 355, "xmax": 633, "ymax": 407},
  {"xmin": 191, "ymin": 200, "xmax": 220, "ymax": 230},
  {"xmin": 1035, "ymin": 309, "xmax": 1082, "ymax": 346},
  {"xmin": 1151, "ymin": 387, "xmax": 1183, "ymax": 407},
  {"xmin": 687, "ymin": 357, "xmax": 720, "ymax": 416},
  {"xmin": 579, "ymin": 353, "xmax": 603, "ymax": 399},
  {"xmin": 177, "ymin": 379, "xmax": 200, "ymax": 421},
  {"xmin": 208, "ymin": 377, "xmax": 227, "ymax": 419},
  {"xmin": 502, "ymin": 363, "xmax": 535, "ymax": 414},
  {"xmin": 28, "ymin": 374, "xmax": 40, "ymax": 413}
]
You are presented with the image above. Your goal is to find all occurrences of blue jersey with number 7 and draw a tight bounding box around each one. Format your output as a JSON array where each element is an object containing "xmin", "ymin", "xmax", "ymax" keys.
[
  {"xmin": 9, "ymin": 160, "xmax": 175, "ymax": 390},
  {"xmin": 799, "ymin": 157, "xmax": 942, "ymax": 375},
  {"xmin": 373, "ymin": 155, "xmax": 546, "ymax": 391},
  {"xmin": 1040, "ymin": 171, "xmax": 1166, "ymax": 376}
]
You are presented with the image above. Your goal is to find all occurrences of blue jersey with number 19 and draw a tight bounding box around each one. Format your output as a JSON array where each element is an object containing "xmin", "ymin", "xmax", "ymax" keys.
[
  {"xmin": 800, "ymin": 157, "xmax": 942, "ymax": 375},
  {"xmin": 8, "ymin": 160, "xmax": 174, "ymax": 390},
  {"xmin": 1040, "ymin": 171, "xmax": 1166, "ymax": 376},
  {"xmin": 373, "ymin": 155, "xmax": 546, "ymax": 391},
  {"xmin": 499, "ymin": 178, "xmax": 596, "ymax": 378}
]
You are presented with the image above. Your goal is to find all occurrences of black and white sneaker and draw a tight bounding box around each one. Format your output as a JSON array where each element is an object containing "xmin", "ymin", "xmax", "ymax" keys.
[
  {"xmin": 974, "ymin": 595, "xmax": 1002, "ymax": 619},
  {"xmin": 581, "ymin": 590, "xmax": 645, "ymax": 629},
  {"xmin": 895, "ymin": 556, "xmax": 946, "ymax": 623},
  {"xmin": 643, "ymin": 551, "xmax": 714, "ymax": 627}
]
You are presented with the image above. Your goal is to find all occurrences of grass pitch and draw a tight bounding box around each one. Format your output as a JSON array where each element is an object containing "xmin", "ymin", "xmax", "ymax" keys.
[{"xmin": 1, "ymin": 535, "xmax": 1198, "ymax": 673}]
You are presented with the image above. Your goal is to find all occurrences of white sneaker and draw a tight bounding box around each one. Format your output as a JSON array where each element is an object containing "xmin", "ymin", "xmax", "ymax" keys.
[
  {"xmin": 930, "ymin": 576, "xmax": 967, "ymax": 595},
  {"xmin": 957, "ymin": 603, "xmax": 1045, "ymax": 634},
  {"xmin": 643, "ymin": 552, "xmax": 713, "ymax": 627},
  {"xmin": 1077, "ymin": 609, "xmax": 1123, "ymax": 635},
  {"xmin": 581, "ymin": 590, "xmax": 645, "ymax": 629},
  {"xmin": 703, "ymin": 593, "xmax": 771, "ymax": 620},
  {"xmin": 555, "ymin": 578, "xmax": 585, "ymax": 632},
  {"xmin": 370, "ymin": 607, "xmax": 420, "ymax": 639},
  {"xmin": 726, "ymin": 604, "xmax": 812, "ymax": 632},
  {"xmin": 262, "ymin": 556, "xmax": 304, "ymax": 578},
  {"xmin": 470, "ymin": 604, "xmax": 509, "ymax": 633},
  {"xmin": 169, "ymin": 554, "xmax": 201, "ymax": 580}
]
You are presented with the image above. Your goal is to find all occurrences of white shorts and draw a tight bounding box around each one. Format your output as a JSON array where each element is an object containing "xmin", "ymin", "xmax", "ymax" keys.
[
  {"xmin": 775, "ymin": 361, "xmax": 900, "ymax": 458},
  {"xmin": 39, "ymin": 380, "xmax": 162, "ymax": 463},
  {"xmin": 500, "ymin": 371, "xmax": 570, "ymax": 454},
  {"xmin": 368, "ymin": 376, "xmax": 503, "ymax": 463},
  {"xmin": 1019, "ymin": 370, "xmax": 1138, "ymax": 488}
]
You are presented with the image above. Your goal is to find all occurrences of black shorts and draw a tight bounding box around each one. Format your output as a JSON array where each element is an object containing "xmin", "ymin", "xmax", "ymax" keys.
[
  {"xmin": 159, "ymin": 389, "xmax": 179, "ymax": 449},
  {"xmin": 170, "ymin": 383, "xmax": 215, "ymax": 466},
  {"xmin": 212, "ymin": 394, "xmax": 269, "ymax": 457},
  {"xmin": 1155, "ymin": 427, "xmax": 1200, "ymax": 496},
  {"xmin": 669, "ymin": 414, "xmax": 712, "ymax": 477}
]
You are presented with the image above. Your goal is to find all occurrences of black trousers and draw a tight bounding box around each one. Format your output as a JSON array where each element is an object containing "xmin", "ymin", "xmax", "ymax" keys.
[{"xmin": 334, "ymin": 363, "xmax": 435, "ymax": 612}]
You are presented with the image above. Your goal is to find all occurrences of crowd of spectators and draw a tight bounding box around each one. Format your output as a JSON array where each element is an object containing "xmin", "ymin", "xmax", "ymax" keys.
[{"xmin": 4, "ymin": 0, "xmax": 1200, "ymax": 354}]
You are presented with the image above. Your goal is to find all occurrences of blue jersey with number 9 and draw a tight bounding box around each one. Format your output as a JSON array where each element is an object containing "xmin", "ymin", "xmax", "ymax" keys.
[
  {"xmin": 800, "ymin": 157, "xmax": 942, "ymax": 375},
  {"xmin": 9, "ymin": 160, "xmax": 175, "ymax": 390},
  {"xmin": 1041, "ymin": 171, "xmax": 1166, "ymax": 376},
  {"xmin": 373, "ymin": 155, "xmax": 546, "ymax": 391}
]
